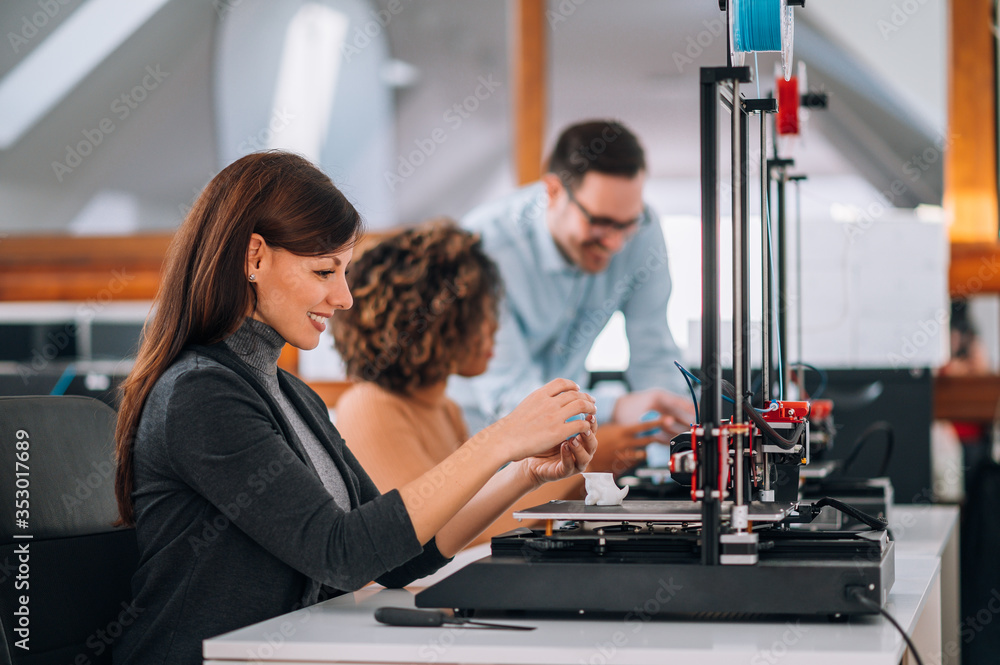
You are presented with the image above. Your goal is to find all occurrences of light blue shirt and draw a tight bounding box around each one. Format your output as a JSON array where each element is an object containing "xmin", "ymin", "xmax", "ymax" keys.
[{"xmin": 448, "ymin": 183, "xmax": 686, "ymax": 434}]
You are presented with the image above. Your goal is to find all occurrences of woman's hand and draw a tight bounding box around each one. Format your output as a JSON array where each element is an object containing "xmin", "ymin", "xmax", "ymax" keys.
[
  {"xmin": 519, "ymin": 416, "xmax": 599, "ymax": 488},
  {"xmin": 487, "ymin": 379, "xmax": 597, "ymax": 464}
]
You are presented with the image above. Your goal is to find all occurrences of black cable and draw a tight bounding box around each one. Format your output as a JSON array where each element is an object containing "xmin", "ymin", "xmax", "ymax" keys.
[
  {"xmin": 674, "ymin": 361, "xmax": 701, "ymax": 423},
  {"xmin": 719, "ymin": 378, "xmax": 804, "ymax": 450},
  {"xmin": 840, "ymin": 421, "xmax": 894, "ymax": 477},
  {"xmin": 847, "ymin": 590, "xmax": 924, "ymax": 665},
  {"xmin": 746, "ymin": 402, "xmax": 805, "ymax": 450},
  {"xmin": 789, "ymin": 362, "xmax": 828, "ymax": 398},
  {"xmin": 811, "ymin": 497, "xmax": 889, "ymax": 535}
]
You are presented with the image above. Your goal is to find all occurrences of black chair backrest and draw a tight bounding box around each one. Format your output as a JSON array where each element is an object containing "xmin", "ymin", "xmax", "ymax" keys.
[{"xmin": 0, "ymin": 396, "xmax": 138, "ymax": 665}]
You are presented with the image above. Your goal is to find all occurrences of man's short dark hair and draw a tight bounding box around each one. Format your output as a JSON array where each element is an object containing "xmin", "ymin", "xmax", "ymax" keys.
[{"xmin": 546, "ymin": 120, "xmax": 646, "ymax": 190}]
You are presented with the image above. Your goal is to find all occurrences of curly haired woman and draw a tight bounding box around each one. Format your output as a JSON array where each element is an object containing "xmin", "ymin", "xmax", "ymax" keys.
[{"xmin": 333, "ymin": 220, "xmax": 589, "ymax": 547}]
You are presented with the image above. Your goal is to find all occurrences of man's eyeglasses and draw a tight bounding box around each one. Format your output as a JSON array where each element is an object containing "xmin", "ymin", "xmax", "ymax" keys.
[{"xmin": 565, "ymin": 187, "xmax": 646, "ymax": 236}]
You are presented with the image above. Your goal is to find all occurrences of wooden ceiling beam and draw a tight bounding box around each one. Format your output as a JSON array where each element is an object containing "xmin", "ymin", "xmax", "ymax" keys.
[
  {"xmin": 512, "ymin": 0, "xmax": 548, "ymax": 186},
  {"xmin": 945, "ymin": 0, "xmax": 998, "ymax": 243}
]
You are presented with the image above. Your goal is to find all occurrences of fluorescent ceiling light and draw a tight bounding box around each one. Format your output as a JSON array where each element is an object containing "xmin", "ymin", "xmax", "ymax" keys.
[{"xmin": 0, "ymin": 0, "xmax": 171, "ymax": 150}]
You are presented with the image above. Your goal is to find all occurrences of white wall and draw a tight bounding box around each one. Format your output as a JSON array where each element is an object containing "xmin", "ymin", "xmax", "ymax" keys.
[{"xmin": 586, "ymin": 174, "xmax": 950, "ymax": 373}]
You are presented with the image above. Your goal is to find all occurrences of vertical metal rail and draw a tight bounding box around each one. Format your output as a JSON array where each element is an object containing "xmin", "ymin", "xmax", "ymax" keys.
[
  {"xmin": 743, "ymin": 97, "xmax": 777, "ymax": 495},
  {"xmin": 776, "ymin": 172, "xmax": 789, "ymax": 398},
  {"xmin": 761, "ymin": 126, "xmax": 773, "ymax": 407},
  {"xmin": 699, "ymin": 68, "xmax": 722, "ymax": 565},
  {"xmin": 791, "ymin": 175, "xmax": 807, "ymax": 397},
  {"xmin": 739, "ymin": 107, "xmax": 752, "ymax": 421},
  {"xmin": 699, "ymin": 66, "xmax": 750, "ymax": 563},
  {"xmin": 731, "ymin": 82, "xmax": 745, "ymax": 514},
  {"xmin": 736, "ymin": 101, "xmax": 752, "ymax": 507},
  {"xmin": 765, "ymin": 156, "xmax": 793, "ymax": 402}
]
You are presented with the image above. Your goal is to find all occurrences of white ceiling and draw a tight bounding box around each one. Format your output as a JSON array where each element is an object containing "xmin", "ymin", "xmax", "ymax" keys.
[{"xmin": 0, "ymin": 0, "xmax": 948, "ymax": 233}]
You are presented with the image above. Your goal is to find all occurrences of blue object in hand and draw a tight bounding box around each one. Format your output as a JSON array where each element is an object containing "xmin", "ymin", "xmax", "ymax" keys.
[
  {"xmin": 566, "ymin": 413, "xmax": 587, "ymax": 423},
  {"xmin": 640, "ymin": 410, "xmax": 672, "ymax": 469},
  {"xmin": 637, "ymin": 410, "xmax": 662, "ymax": 437}
]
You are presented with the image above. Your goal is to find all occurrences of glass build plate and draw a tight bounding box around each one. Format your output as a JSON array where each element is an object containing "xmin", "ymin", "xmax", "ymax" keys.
[{"xmin": 512, "ymin": 500, "xmax": 794, "ymax": 523}]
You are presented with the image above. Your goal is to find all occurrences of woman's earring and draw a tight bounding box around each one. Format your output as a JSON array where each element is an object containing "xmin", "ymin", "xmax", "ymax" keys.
[{"xmin": 249, "ymin": 274, "xmax": 256, "ymax": 281}]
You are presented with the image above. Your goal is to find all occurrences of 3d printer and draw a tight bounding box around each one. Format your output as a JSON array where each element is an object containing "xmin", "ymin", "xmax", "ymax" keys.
[{"xmin": 417, "ymin": 2, "xmax": 894, "ymax": 621}]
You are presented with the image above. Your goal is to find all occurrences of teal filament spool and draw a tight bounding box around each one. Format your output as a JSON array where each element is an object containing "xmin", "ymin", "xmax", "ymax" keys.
[{"xmin": 728, "ymin": 0, "xmax": 794, "ymax": 80}]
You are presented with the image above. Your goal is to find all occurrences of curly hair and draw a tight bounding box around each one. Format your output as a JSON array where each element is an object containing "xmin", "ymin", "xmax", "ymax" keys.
[{"xmin": 333, "ymin": 219, "xmax": 502, "ymax": 393}]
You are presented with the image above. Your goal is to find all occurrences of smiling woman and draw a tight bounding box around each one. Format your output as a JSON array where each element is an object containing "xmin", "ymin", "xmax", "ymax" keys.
[
  {"xmin": 247, "ymin": 239, "xmax": 354, "ymax": 349},
  {"xmin": 111, "ymin": 151, "xmax": 599, "ymax": 665}
]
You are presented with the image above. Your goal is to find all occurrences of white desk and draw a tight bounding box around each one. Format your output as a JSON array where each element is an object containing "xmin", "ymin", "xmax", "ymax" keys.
[
  {"xmin": 204, "ymin": 505, "xmax": 959, "ymax": 665},
  {"xmin": 890, "ymin": 505, "xmax": 961, "ymax": 665}
]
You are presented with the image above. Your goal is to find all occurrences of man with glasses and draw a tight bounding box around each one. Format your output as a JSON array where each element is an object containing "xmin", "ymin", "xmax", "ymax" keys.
[{"xmin": 450, "ymin": 120, "xmax": 695, "ymax": 474}]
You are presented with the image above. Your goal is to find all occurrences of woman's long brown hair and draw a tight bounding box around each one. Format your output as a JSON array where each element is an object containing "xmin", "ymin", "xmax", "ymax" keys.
[{"xmin": 114, "ymin": 151, "xmax": 362, "ymax": 526}]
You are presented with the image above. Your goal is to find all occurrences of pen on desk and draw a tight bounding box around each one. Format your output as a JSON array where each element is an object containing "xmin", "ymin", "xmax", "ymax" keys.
[{"xmin": 374, "ymin": 607, "xmax": 535, "ymax": 631}]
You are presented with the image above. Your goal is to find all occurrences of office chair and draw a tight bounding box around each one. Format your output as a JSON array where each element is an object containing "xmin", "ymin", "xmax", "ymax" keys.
[{"xmin": 0, "ymin": 396, "xmax": 138, "ymax": 665}]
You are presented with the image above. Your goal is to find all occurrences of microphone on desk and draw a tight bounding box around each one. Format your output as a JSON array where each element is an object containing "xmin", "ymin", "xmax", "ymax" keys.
[{"xmin": 374, "ymin": 607, "xmax": 535, "ymax": 631}]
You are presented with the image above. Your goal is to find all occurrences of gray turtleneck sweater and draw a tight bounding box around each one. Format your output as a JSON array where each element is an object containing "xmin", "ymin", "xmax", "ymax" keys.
[{"xmin": 224, "ymin": 318, "xmax": 351, "ymax": 510}]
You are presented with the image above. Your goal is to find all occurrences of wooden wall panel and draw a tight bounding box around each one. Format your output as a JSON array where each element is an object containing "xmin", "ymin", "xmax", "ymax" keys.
[
  {"xmin": 934, "ymin": 375, "xmax": 1000, "ymax": 422},
  {"xmin": 0, "ymin": 234, "xmax": 172, "ymax": 301},
  {"xmin": 949, "ymin": 242, "xmax": 1000, "ymax": 295}
]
